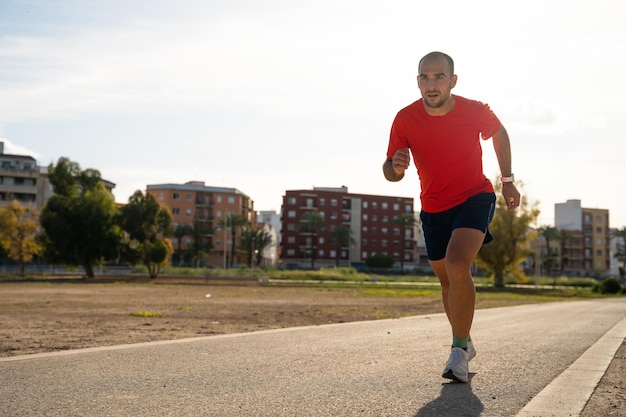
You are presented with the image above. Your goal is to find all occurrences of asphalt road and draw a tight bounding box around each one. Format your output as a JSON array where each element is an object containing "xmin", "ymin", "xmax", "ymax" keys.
[{"xmin": 2, "ymin": 298, "xmax": 624, "ymax": 417}]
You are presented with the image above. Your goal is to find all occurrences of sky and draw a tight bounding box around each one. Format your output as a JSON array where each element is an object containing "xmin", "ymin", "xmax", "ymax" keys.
[{"xmin": 1, "ymin": 0, "xmax": 625, "ymax": 228}]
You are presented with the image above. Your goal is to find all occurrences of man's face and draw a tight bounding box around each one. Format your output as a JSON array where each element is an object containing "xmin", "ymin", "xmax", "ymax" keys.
[{"xmin": 417, "ymin": 57, "xmax": 457, "ymax": 112}]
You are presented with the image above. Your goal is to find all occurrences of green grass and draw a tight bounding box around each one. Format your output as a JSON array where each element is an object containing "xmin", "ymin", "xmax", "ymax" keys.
[{"xmin": 129, "ymin": 311, "xmax": 165, "ymax": 318}]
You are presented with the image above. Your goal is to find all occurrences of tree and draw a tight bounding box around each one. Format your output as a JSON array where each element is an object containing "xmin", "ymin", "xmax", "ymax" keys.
[
  {"xmin": 392, "ymin": 213, "xmax": 418, "ymax": 271},
  {"xmin": 40, "ymin": 158, "xmax": 121, "ymax": 278},
  {"xmin": 556, "ymin": 228, "xmax": 573, "ymax": 276},
  {"xmin": 118, "ymin": 191, "xmax": 174, "ymax": 278},
  {"xmin": 172, "ymin": 223, "xmax": 193, "ymax": 265},
  {"xmin": 218, "ymin": 213, "xmax": 249, "ymax": 268},
  {"xmin": 476, "ymin": 182, "xmax": 540, "ymax": 287},
  {"xmin": 189, "ymin": 219, "xmax": 213, "ymax": 267},
  {"xmin": 253, "ymin": 229, "xmax": 273, "ymax": 267},
  {"xmin": 329, "ymin": 224, "xmax": 355, "ymax": 267},
  {"xmin": 239, "ymin": 227, "xmax": 273, "ymax": 267},
  {"xmin": 298, "ymin": 211, "xmax": 326, "ymax": 269},
  {"xmin": 0, "ymin": 200, "xmax": 42, "ymax": 274},
  {"xmin": 538, "ymin": 225, "xmax": 559, "ymax": 275}
]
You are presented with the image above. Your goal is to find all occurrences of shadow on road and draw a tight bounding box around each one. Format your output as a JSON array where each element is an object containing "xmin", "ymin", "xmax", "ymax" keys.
[{"xmin": 414, "ymin": 376, "xmax": 483, "ymax": 417}]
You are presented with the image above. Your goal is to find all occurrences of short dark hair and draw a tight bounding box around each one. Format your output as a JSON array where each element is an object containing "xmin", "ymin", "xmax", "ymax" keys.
[{"xmin": 419, "ymin": 51, "xmax": 454, "ymax": 75}]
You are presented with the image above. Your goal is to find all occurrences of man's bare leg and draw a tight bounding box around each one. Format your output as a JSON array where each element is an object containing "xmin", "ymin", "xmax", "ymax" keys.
[{"xmin": 444, "ymin": 228, "xmax": 485, "ymax": 339}]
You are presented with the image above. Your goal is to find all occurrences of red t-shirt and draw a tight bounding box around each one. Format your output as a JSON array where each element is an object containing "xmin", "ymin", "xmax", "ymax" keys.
[{"xmin": 387, "ymin": 95, "xmax": 500, "ymax": 213}]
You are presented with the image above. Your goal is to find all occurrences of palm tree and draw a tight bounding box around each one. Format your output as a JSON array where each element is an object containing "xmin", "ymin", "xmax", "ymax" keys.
[
  {"xmin": 172, "ymin": 224, "xmax": 193, "ymax": 265},
  {"xmin": 392, "ymin": 213, "xmax": 418, "ymax": 271},
  {"xmin": 239, "ymin": 227, "xmax": 273, "ymax": 267},
  {"xmin": 298, "ymin": 211, "xmax": 326, "ymax": 269},
  {"xmin": 218, "ymin": 213, "xmax": 249, "ymax": 268},
  {"xmin": 556, "ymin": 228, "xmax": 573, "ymax": 277},
  {"xmin": 538, "ymin": 225, "xmax": 558, "ymax": 275},
  {"xmin": 190, "ymin": 219, "xmax": 213, "ymax": 267},
  {"xmin": 253, "ymin": 229, "xmax": 273, "ymax": 267},
  {"xmin": 329, "ymin": 224, "xmax": 355, "ymax": 267}
]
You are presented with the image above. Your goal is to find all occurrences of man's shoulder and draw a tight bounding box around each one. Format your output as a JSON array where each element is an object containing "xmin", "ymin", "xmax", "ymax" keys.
[
  {"xmin": 396, "ymin": 100, "xmax": 423, "ymax": 117},
  {"xmin": 454, "ymin": 95, "xmax": 489, "ymax": 109}
]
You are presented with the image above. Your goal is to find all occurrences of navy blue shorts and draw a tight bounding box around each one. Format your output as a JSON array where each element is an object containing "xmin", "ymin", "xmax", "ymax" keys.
[{"xmin": 419, "ymin": 192, "xmax": 496, "ymax": 261}]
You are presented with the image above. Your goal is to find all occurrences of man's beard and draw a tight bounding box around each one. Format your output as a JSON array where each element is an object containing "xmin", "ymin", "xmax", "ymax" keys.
[{"xmin": 423, "ymin": 93, "xmax": 447, "ymax": 109}]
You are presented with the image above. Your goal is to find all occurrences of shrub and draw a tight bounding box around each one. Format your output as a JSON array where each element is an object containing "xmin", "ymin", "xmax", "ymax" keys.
[
  {"xmin": 598, "ymin": 277, "xmax": 622, "ymax": 294},
  {"xmin": 365, "ymin": 254, "xmax": 394, "ymax": 268}
]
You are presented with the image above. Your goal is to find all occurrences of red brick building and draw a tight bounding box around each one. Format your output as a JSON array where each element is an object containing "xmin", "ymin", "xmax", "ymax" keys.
[
  {"xmin": 147, "ymin": 181, "xmax": 255, "ymax": 267},
  {"xmin": 281, "ymin": 186, "xmax": 422, "ymax": 269}
]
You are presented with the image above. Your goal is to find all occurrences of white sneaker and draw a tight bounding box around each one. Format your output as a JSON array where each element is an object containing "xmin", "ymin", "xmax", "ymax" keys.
[
  {"xmin": 467, "ymin": 340, "xmax": 476, "ymax": 362},
  {"xmin": 442, "ymin": 347, "xmax": 469, "ymax": 383}
]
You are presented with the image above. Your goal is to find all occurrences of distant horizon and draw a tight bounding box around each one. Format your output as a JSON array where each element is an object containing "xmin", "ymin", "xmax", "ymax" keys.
[{"xmin": 3, "ymin": 139, "xmax": 622, "ymax": 232}]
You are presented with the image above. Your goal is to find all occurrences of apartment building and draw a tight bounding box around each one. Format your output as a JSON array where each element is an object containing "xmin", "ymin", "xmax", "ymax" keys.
[
  {"xmin": 147, "ymin": 181, "xmax": 255, "ymax": 267},
  {"xmin": 555, "ymin": 199, "xmax": 610, "ymax": 276},
  {"xmin": 281, "ymin": 186, "xmax": 422, "ymax": 269},
  {"xmin": 1, "ymin": 142, "xmax": 117, "ymax": 211},
  {"xmin": 0, "ymin": 142, "xmax": 50, "ymax": 210}
]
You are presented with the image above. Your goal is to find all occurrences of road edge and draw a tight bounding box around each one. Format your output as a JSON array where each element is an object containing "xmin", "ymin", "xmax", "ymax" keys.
[{"xmin": 516, "ymin": 316, "xmax": 626, "ymax": 416}]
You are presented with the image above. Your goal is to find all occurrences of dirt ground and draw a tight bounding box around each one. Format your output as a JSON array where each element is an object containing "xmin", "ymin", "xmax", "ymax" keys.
[
  {"xmin": 0, "ymin": 276, "xmax": 447, "ymax": 357},
  {"xmin": 1, "ymin": 276, "xmax": 623, "ymax": 416}
]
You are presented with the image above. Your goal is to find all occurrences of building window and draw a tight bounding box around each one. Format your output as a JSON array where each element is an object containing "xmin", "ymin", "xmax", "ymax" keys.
[
  {"xmin": 330, "ymin": 250, "xmax": 337, "ymax": 258},
  {"xmin": 382, "ymin": 215, "xmax": 388, "ymax": 222},
  {"xmin": 287, "ymin": 223, "xmax": 296, "ymax": 231},
  {"xmin": 363, "ymin": 201, "xmax": 368, "ymax": 209},
  {"xmin": 372, "ymin": 201, "xmax": 378, "ymax": 209},
  {"xmin": 362, "ymin": 226, "xmax": 368, "ymax": 233},
  {"xmin": 382, "ymin": 239, "xmax": 388, "ymax": 247},
  {"xmin": 186, "ymin": 208, "xmax": 192, "ymax": 216},
  {"xmin": 288, "ymin": 197, "xmax": 296, "ymax": 205},
  {"xmin": 405, "ymin": 204, "xmax": 412, "ymax": 213},
  {"xmin": 306, "ymin": 198, "xmax": 314, "ymax": 207},
  {"xmin": 363, "ymin": 214, "xmax": 368, "ymax": 221},
  {"xmin": 382, "ymin": 227, "xmax": 388, "ymax": 234},
  {"xmin": 187, "ymin": 193, "xmax": 192, "ymax": 201},
  {"xmin": 362, "ymin": 251, "xmax": 367, "ymax": 259},
  {"xmin": 382, "ymin": 202, "xmax": 388, "ymax": 210},
  {"xmin": 173, "ymin": 193, "xmax": 180, "ymax": 200},
  {"xmin": 287, "ymin": 249, "xmax": 295, "ymax": 256},
  {"xmin": 228, "ymin": 196, "xmax": 235, "ymax": 204},
  {"xmin": 172, "ymin": 208, "xmax": 180, "ymax": 215},
  {"xmin": 319, "ymin": 198, "xmax": 325, "ymax": 206},
  {"xmin": 216, "ymin": 210, "xmax": 222, "ymax": 218},
  {"xmin": 288, "ymin": 210, "xmax": 296, "ymax": 218},
  {"xmin": 288, "ymin": 236, "xmax": 295, "ymax": 243},
  {"xmin": 158, "ymin": 193, "xmax": 164, "ymax": 200},
  {"xmin": 319, "ymin": 237, "xmax": 324, "ymax": 244},
  {"xmin": 372, "ymin": 215, "xmax": 378, "ymax": 221},
  {"xmin": 393, "ymin": 203, "xmax": 399, "ymax": 211},
  {"xmin": 362, "ymin": 239, "xmax": 367, "ymax": 246},
  {"xmin": 331, "ymin": 199, "xmax": 338, "ymax": 206},
  {"xmin": 216, "ymin": 196, "xmax": 222, "ymax": 203}
]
